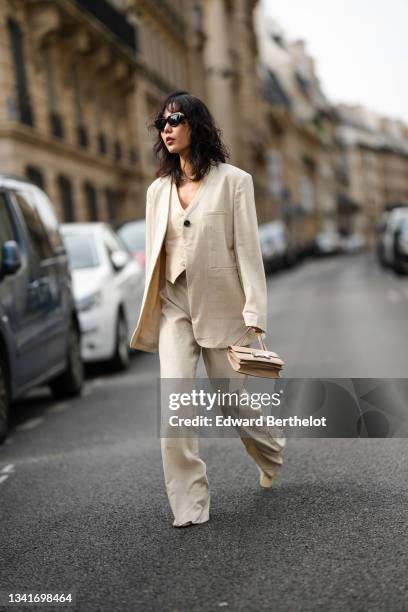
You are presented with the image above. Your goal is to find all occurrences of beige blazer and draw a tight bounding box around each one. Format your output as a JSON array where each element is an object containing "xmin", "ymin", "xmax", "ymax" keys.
[{"xmin": 129, "ymin": 162, "xmax": 267, "ymax": 352}]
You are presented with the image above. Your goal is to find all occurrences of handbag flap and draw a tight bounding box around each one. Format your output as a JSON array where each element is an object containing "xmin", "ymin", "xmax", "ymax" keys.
[
  {"xmin": 228, "ymin": 345, "xmax": 284, "ymax": 365},
  {"xmin": 229, "ymin": 345, "xmax": 281, "ymax": 358}
]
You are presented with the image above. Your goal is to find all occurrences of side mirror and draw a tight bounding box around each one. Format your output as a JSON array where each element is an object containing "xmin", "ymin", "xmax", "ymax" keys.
[
  {"xmin": 111, "ymin": 250, "xmax": 128, "ymax": 271},
  {"xmin": 2, "ymin": 240, "xmax": 22, "ymax": 275}
]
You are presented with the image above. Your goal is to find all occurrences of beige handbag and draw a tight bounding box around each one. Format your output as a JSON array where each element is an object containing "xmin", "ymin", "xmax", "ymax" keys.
[{"xmin": 227, "ymin": 328, "xmax": 285, "ymax": 378}]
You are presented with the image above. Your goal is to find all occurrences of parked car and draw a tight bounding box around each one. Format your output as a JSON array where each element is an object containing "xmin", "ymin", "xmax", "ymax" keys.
[
  {"xmin": 259, "ymin": 221, "xmax": 291, "ymax": 273},
  {"xmin": 117, "ymin": 219, "xmax": 146, "ymax": 270},
  {"xmin": 0, "ymin": 176, "xmax": 83, "ymax": 443},
  {"xmin": 392, "ymin": 216, "xmax": 408, "ymax": 275},
  {"xmin": 339, "ymin": 232, "xmax": 366, "ymax": 254},
  {"xmin": 377, "ymin": 206, "xmax": 408, "ymax": 268},
  {"xmin": 313, "ymin": 230, "xmax": 342, "ymax": 256},
  {"xmin": 376, "ymin": 211, "xmax": 390, "ymax": 266},
  {"xmin": 61, "ymin": 223, "xmax": 145, "ymax": 370}
]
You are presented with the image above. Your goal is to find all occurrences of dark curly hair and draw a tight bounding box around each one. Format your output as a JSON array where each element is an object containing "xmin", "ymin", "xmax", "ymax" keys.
[{"xmin": 148, "ymin": 90, "xmax": 230, "ymax": 187}]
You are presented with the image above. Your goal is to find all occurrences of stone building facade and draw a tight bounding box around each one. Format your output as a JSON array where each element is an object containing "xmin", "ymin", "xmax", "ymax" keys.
[
  {"xmin": 253, "ymin": 10, "xmax": 340, "ymax": 252},
  {"xmin": 0, "ymin": 0, "xmax": 274, "ymax": 224},
  {"xmin": 0, "ymin": 0, "xmax": 147, "ymax": 223},
  {"xmin": 336, "ymin": 104, "xmax": 408, "ymax": 246},
  {"xmin": 2, "ymin": 0, "xmax": 406, "ymax": 243},
  {"xmin": 123, "ymin": 0, "xmax": 206, "ymax": 195}
]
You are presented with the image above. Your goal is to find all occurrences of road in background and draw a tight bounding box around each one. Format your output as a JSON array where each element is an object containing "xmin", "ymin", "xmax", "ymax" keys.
[{"xmin": 1, "ymin": 252, "xmax": 407, "ymax": 612}]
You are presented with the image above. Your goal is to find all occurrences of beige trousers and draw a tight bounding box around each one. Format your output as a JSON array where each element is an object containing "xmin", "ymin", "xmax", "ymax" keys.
[{"xmin": 158, "ymin": 270, "xmax": 286, "ymax": 526}]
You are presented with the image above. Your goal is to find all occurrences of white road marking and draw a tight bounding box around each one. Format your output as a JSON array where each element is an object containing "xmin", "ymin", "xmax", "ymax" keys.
[
  {"xmin": 1, "ymin": 464, "xmax": 15, "ymax": 473},
  {"xmin": 15, "ymin": 417, "xmax": 44, "ymax": 431},
  {"xmin": 0, "ymin": 465, "xmax": 14, "ymax": 484},
  {"xmin": 47, "ymin": 402, "xmax": 69, "ymax": 414}
]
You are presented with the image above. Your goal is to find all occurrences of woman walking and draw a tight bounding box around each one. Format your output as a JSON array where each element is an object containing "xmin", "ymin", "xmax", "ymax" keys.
[{"xmin": 130, "ymin": 91, "xmax": 286, "ymax": 527}]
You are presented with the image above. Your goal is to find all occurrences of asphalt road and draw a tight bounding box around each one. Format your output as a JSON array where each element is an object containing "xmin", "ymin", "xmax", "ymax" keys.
[{"xmin": 1, "ymin": 251, "xmax": 407, "ymax": 612}]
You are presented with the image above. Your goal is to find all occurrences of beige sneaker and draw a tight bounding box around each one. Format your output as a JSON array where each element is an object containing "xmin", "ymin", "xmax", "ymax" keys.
[{"xmin": 258, "ymin": 468, "xmax": 276, "ymax": 488}]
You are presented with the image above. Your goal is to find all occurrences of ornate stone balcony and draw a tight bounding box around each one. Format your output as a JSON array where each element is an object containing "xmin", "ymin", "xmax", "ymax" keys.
[
  {"xmin": 26, "ymin": 0, "xmax": 138, "ymax": 56},
  {"xmin": 72, "ymin": 0, "xmax": 138, "ymax": 52}
]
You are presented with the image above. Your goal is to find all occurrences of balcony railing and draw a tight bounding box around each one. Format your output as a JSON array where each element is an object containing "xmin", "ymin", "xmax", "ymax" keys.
[{"xmin": 72, "ymin": 0, "xmax": 138, "ymax": 53}]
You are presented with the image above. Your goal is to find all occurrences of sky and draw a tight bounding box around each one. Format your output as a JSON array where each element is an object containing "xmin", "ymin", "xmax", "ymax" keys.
[{"xmin": 261, "ymin": 0, "xmax": 408, "ymax": 123}]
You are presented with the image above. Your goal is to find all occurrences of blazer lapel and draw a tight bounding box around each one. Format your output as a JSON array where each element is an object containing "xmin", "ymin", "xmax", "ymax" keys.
[{"xmin": 146, "ymin": 176, "xmax": 172, "ymax": 279}]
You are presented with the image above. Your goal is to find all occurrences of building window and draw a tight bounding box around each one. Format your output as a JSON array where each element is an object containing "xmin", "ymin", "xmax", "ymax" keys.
[
  {"xmin": 272, "ymin": 34, "xmax": 285, "ymax": 48},
  {"xmin": 105, "ymin": 187, "xmax": 119, "ymax": 222},
  {"xmin": 192, "ymin": 4, "xmax": 203, "ymax": 34},
  {"xmin": 266, "ymin": 150, "xmax": 283, "ymax": 198},
  {"xmin": 129, "ymin": 147, "xmax": 138, "ymax": 164},
  {"xmin": 114, "ymin": 140, "xmax": 122, "ymax": 161},
  {"xmin": 84, "ymin": 182, "xmax": 98, "ymax": 221},
  {"xmin": 50, "ymin": 112, "xmax": 64, "ymax": 139},
  {"xmin": 299, "ymin": 175, "xmax": 314, "ymax": 213},
  {"xmin": 26, "ymin": 166, "xmax": 45, "ymax": 191},
  {"xmin": 71, "ymin": 63, "xmax": 88, "ymax": 148},
  {"xmin": 44, "ymin": 45, "xmax": 64, "ymax": 139},
  {"xmin": 78, "ymin": 125, "xmax": 89, "ymax": 148},
  {"xmin": 7, "ymin": 18, "xmax": 34, "ymax": 126},
  {"xmin": 57, "ymin": 175, "xmax": 75, "ymax": 222},
  {"xmin": 71, "ymin": 63, "xmax": 82, "ymax": 122},
  {"xmin": 98, "ymin": 132, "xmax": 108, "ymax": 155}
]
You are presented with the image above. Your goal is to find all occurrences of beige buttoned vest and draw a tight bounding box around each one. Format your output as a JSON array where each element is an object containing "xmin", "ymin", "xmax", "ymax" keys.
[{"xmin": 165, "ymin": 181, "xmax": 187, "ymax": 283}]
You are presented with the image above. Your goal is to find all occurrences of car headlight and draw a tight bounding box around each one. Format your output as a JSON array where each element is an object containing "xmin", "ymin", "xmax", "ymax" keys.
[{"xmin": 76, "ymin": 290, "xmax": 102, "ymax": 312}]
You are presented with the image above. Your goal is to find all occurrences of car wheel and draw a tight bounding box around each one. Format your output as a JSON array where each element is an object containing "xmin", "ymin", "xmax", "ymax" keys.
[
  {"xmin": 0, "ymin": 350, "xmax": 10, "ymax": 444},
  {"xmin": 110, "ymin": 312, "xmax": 130, "ymax": 372},
  {"xmin": 50, "ymin": 320, "xmax": 84, "ymax": 399}
]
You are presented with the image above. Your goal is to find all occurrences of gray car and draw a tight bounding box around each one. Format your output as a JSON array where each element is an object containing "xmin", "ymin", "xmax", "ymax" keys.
[{"xmin": 0, "ymin": 176, "xmax": 83, "ymax": 442}]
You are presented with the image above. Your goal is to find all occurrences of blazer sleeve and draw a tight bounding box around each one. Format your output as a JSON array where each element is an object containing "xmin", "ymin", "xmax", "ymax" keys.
[{"xmin": 233, "ymin": 173, "xmax": 268, "ymax": 332}]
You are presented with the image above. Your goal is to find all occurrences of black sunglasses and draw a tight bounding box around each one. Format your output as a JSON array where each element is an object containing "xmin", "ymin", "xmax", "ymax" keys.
[{"xmin": 154, "ymin": 112, "xmax": 186, "ymax": 131}]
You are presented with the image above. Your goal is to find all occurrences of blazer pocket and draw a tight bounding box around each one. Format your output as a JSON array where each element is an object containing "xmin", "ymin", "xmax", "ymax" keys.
[{"xmin": 204, "ymin": 212, "xmax": 237, "ymax": 269}]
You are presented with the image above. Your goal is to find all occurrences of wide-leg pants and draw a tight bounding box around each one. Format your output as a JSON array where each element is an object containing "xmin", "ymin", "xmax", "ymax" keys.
[{"xmin": 158, "ymin": 270, "xmax": 286, "ymax": 526}]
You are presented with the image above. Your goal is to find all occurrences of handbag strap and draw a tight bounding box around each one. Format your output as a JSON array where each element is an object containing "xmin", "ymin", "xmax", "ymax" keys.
[{"xmin": 233, "ymin": 327, "xmax": 267, "ymax": 351}]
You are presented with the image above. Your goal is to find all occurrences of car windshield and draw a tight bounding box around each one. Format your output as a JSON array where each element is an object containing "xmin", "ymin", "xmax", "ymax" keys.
[
  {"xmin": 399, "ymin": 217, "xmax": 408, "ymax": 233},
  {"xmin": 118, "ymin": 222, "xmax": 145, "ymax": 252},
  {"xmin": 62, "ymin": 233, "xmax": 100, "ymax": 270}
]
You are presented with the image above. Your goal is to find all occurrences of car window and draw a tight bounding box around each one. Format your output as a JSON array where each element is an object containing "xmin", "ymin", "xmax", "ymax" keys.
[
  {"xmin": 117, "ymin": 222, "xmax": 146, "ymax": 252},
  {"xmin": 62, "ymin": 232, "xmax": 100, "ymax": 270},
  {"xmin": 32, "ymin": 188, "xmax": 65, "ymax": 253},
  {"xmin": 103, "ymin": 228, "xmax": 131, "ymax": 261},
  {"xmin": 0, "ymin": 192, "xmax": 17, "ymax": 267},
  {"xmin": 13, "ymin": 190, "xmax": 53, "ymax": 261}
]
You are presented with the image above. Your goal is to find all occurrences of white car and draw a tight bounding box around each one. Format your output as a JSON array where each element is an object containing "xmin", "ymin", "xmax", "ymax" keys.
[
  {"xmin": 117, "ymin": 219, "xmax": 146, "ymax": 270},
  {"xmin": 339, "ymin": 232, "xmax": 366, "ymax": 254},
  {"xmin": 378, "ymin": 207, "xmax": 408, "ymax": 267},
  {"xmin": 313, "ymin": 230, "xmax": 342, "ymax": 256},
  {"xmin": 259, "ymin": 221, "xmax": 289, "ymax": 272},
  {"xmin": 61, "ymin": 223, "xmax": 144, "ymax": 370}
]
